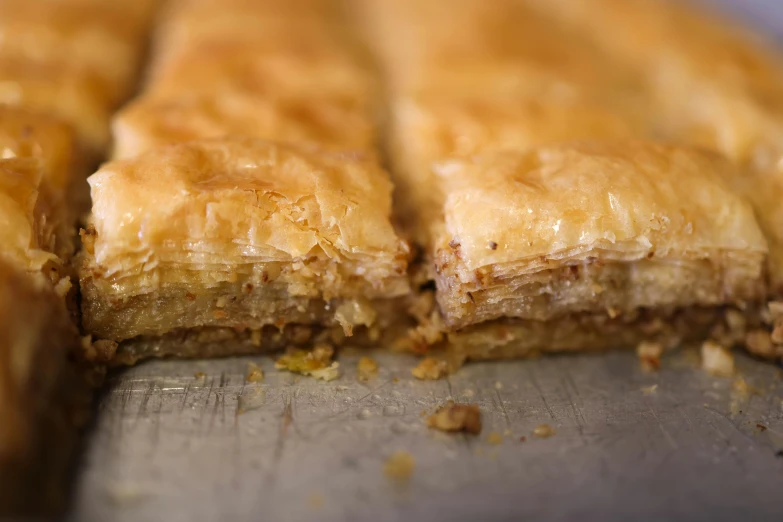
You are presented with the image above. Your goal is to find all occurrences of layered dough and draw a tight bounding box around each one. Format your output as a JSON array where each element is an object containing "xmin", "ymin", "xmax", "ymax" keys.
[
  {"xmin": 0, "ymin": 108, "xmax": 81, "ymax": 283},
  {"xmin": 80, "ymin": 138, "xmax": 410, "ymax": 344},
  {"xmin": 0, "ymin": 108, "xmax": 88, "ymax": 515},
  {"xmin": 113, "ymin": 0, "xmax": 376, "ymax": 159},
  {"xmin": 433, "ymin": 142, "xmax": 767, "ymax": 328},
  {"xmin": 357, "ymin": 0, "xmax": 777, "ymax": 360},
  {"xmin": 0, "ymin": 0, "xmax": 157, "ymax": 152}
]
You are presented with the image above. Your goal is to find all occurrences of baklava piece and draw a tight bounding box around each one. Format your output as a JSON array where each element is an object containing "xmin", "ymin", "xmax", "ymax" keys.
[
  {"xmin": 431, "ymin": 142, "xmax": 767, "ymax": 360},
  {"xmin": 0, "ymin": 261, "xmax": 85, "ymax": 516},
  {"xmin": 80, "ymin": 137, "xmax": 410, "ymax": 363},
  {"xmin": 113, "ymin": 0, "xmax": 374, "ymax": 159},
  {"xmin": 0, "ymin": 0, "xmax": 157, "ymax": 153}
]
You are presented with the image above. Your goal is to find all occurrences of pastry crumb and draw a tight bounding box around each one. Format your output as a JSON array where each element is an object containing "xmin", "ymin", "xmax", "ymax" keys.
[
  {"xmin": 246, "ymin": 362, "xmax": 264, "ymax": 383},
  {"xmin": 641, "ymin": 384, "xmax": 658, "ymax": 395},
  {"xmin": 426, "ymin": 400, "xmax": 482, "ymax": 434},
  {"xmin": 636, "ymin": 341, "xmax": 663, "ymax": 372},
  {"xmin": 494, "ymin": 381, "xmax": 503, "ymax": 390},
  {"xmin": 701, "ymin": 341, "xmax": 735, "ymax": 377},
  {"xmin": 194, "ymin": 371, "xmax": 206, "ymax": 379},
  {"xmin": 357, "ymin": 356, "xmax": 379, "ymax": 381},
  {"xmin": 412, "ymin": 357, "xmax": 448, "ymax": 380},
  {"xmin": 533, "ymin": 424, "xmax": 556, "ymax": 438},
  {"xmin": 384, "ymin": 451, "xmax": 415, "ymax": 483},
  {"xmin": 487, "ymin": 432, "xmax": 503, "ymax": 445},
  {"xmin": 275, "ymin": 344, "xmax": 340, "ymax": 381},
  {"xmin": 519, "ymin": 436, "xmax": 527, "ymax": 442}
]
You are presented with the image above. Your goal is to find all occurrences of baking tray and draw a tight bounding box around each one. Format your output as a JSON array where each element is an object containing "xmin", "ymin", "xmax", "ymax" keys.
[{"xmin": 67, "ymin": 1, "xmax": 783, "ymax": 521}]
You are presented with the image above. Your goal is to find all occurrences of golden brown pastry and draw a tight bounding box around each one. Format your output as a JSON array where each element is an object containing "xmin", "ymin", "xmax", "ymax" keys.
[
  {"xmin": 356, "ymin": 0, "xmax": 775, "ymax": 361},
  {"xmin": 0, "ymin": 259, "xmax": 83, "ymax": 516},
  {"xmin": 80, "ymin": 137, "xmax": 410, "ymax": 359},
  {"xmin": 113, "ymin": 0, "xmax": 375, "ymax": 159},
  {"xmin": 434, "ymin": 142, "xmax": 767, "ymax": 328},
  {"xmin": 112, "ymin": 89, "xmax": 375, "ymax": 159},
  {"xmin": 0, "ymin": 0, "xmax": 157, "ymax": 152}
]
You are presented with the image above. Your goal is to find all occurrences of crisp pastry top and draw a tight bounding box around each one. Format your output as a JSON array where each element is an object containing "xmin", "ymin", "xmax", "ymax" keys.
[
  {"xmin": 89, "ymin": 137, "xmax": 409, "ymax": 280},
  {"xmin": 435, "ymin": 141, "xmax": 768, "ymax": 276},
  {"xmin": 155, "ymin": 0, "xmax": 336, "ymax": 65},
  {"xmin": 359, "ymin": 0, "xmax": 641, "ymax": 98},
  {"xmin": 112, "ymin": 91, "xmax": 375, "ymax": 159},
  {"xmin": 0, "ymin": 1, "xmax": 136, "ymax": 96},
  {"xmin": 0, "ymin": 107, "xmax": 76, "ymax": 195},
  {"xmin": 534, "ymin": 0, "xmax": 783, "ymax": 167},
  {"xmin": 0, "ymin": 157, "xmax": 59, "ymax": 272},
  {"xmin": 145, "ymin": 39, "xmax": 373, "ymax": 104}
]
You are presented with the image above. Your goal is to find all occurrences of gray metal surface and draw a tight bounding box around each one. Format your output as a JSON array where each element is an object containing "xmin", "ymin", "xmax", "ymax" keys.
[{"xmin": 70, "ymin": 350, "xmax": 783, "ymax": 522}]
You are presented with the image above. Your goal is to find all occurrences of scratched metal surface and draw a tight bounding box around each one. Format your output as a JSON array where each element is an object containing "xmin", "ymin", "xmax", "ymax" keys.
[{"xmin": 69, "ymin": 350, "xmax": 783, "ymax": 522}]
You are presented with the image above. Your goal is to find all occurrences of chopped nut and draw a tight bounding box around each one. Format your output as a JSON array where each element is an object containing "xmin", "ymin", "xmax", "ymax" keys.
[
  {"xmin": 636, "ymin": 341, "xmax": 663, "ymax": 372},
  {"xmin": 701, "ymin": 341, "xmax": 735, "ymax": 377},
  {"xmin": 250, "ymin": 329, "xmax": 262, "ymax": 347},
  {"xmin": 746, "ymin": 329, "xmax": 775, "ymax": 358},
  {"xmin": 426, "ymin": 400, "xmax": 482, "ymax": 434},
  {"xmin": 357, "ymin": 356, "xmax": 379, "ymax": 381},
  {"xmin": 768, "ymin": 301, "xmax": 783, "ymax": 322},
  {"xmin": 246, "ymin": 362, "xmax": 264, "ymax": 383},
  {"xmin": 486, "ymin": 432, "xmax": 503, "ymax": 445},
  {"xmin": 384, "ymin": 451, "xmax": 415, "ymax": 483},
  {"xmin": 533, "ymin": 424, "xmax": 556, "ymax": 438},
  {"xmin": 412, "ymin": 357, "xmax": 448, "ymax": 380},
  {"xmin": 275, "ymin": 345, "xmax": 340, "ymax": 381}
]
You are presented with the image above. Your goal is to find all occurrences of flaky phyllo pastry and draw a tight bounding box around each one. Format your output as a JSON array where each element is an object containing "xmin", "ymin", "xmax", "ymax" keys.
[
  {"xmin": 428, "ymin": 142, "xmax": 768, "ymax": 359},
  {"xmin": 79, "ymin": 138, "xmax": 410, "ymax": 362}
]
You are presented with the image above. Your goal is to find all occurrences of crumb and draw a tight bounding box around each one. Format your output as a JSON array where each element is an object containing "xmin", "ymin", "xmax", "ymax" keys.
[
  {"xmin": 519, "ymin": 436, "xmax": 527, "ymax": 442},
  {"xmin": 81, "ymin": 337, "xmax": 118, "ymax": 363},
  {"xmin": 275, "ymin": 345, "xmax": 340, "ymax": 381},
  {"xmin": 487, "ymin": 432, "xmax": 503, "ymax": 445},
  {"xmin": 246, "ymin": 362, "xmax": 264, "ymax": 383},
  {"xmin": 503, "ymin": 429, "xmax": 512, "ymax": 436},
  {"xmin": 357, "ymin": 356, "xmax": 379, "ymax": 381},
  {"xmin": 412, "ymin": 357, "xmax": 448, "ymax": 380},
  {"xmin": 756, "ymin": 423, "xmax": 768, "ymax": 432},
  {"xmin": 637, "ymin": 341, "xmax": 663, "ymax": 372},
  {"xmin": 384, "ymin": 451, "xmax": 415, "ymax": 483},
  {"xmin": 533, "ymin": 424, "xmax": 556, "ymax": 438},
  {"xmin": 194, "ymin": 371, "xmax": 206, "ymax": 379},
  {"xmin": 701, "ymin": 341, "xmax": 735, "ymax": 377},
  {"xmin": 420, "ymin": 409, "xmax": 428, "ymax": 417},
  {"xmin": 641, "ymin": 384, "xmax": 658, "ymax": 395},
  {"xmin": 426, "ymin": 400, "xmax": 482, "ymax": 435},
  {"xmin": 494, "ymin": 381, "xmax": 503, "ymax": 390},
  {"xmin": 746, "ymin": 329, "xmax": 775, "ymax": 358},
  {"xmin": 488, "ymin": 241, "xmax": 498, "ymax": 250},
  {"xmin": 392, "ymin": 377, "xmax": 400, "ymax": 383},
  {"xmin": 462, "ymin": 389, "xmax": 475, "ymax": 398},
  {"xmin": 307, "ymin": 491, "xmax": 325, "ymax": 510}
]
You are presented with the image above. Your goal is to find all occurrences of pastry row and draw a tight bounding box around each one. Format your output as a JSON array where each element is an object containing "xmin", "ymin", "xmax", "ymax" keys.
[{"xmin": 78, "ymin": 0, "xmax": 783, "ymax": 366}]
